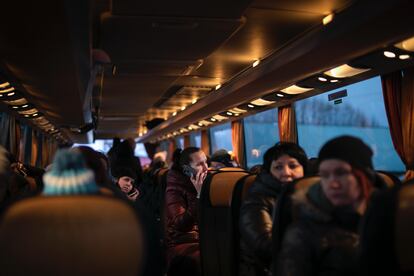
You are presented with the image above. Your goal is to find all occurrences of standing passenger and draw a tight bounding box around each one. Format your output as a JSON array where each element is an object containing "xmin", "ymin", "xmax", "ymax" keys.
[
  {"xmin": 165, "ymin": 147, "xmax": 208, "ymax": 276},
  {"xmin": 239, "ymin": 142, "xmax": 308, "ymax": 276},
  {"xmin": 276, "ymin": 136, "xmax": 379, "ymax": 276}
]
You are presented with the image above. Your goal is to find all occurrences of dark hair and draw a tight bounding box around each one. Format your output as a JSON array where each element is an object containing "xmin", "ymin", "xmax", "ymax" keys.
[
  {"xmin": 75, "ymin": 146, "xmax": 111, "ymax": 186},
  {"xmin": 179, "ymin": 147, "xmax": 201, "ymax": 168},
  {"xmin": 262, "ymin": 142, "xmax": 308, "ymax": 173}
]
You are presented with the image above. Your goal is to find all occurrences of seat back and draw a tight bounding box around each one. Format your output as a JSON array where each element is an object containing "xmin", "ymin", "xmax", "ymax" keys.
[
  {"xmin": 396, "ymin": 184, "xmax": 414, "ymax": 272},
  {"xmin": 377, "ymin": 171, "xmax": 401, "ymax": 188},
  {"xmin": 0, "ymin": 196, "xmax": 143, "ymax": 276},
  {"xmin": 199, "ymin": 170, "xmax": 249, "ymax": 276}
]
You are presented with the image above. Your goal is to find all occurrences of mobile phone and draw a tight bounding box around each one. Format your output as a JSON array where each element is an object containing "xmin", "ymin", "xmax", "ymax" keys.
[
  {"xmin": 182, "ymin": 165, "xmax": 197, "ymax": 178},
  {"xmin": 128, "ymin": 188, "xmax": 138, "ymax": 197}
]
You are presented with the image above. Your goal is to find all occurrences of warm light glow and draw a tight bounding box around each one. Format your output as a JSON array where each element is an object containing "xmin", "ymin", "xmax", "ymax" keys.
[
  {"xmin": 226, "ymin": 111, "xmax": 233, "ymax": 116},
  {"xmin": 5, "ymin": 98, "xmax": 27, "ymax": 106},
  {"xmin": 330, "ymin": 79, "xmax": 339, "ymax": 83},
  {"xmin": 322, "ymin": 14, "xmax": 334, "ymax": 25},
  {"xmin": 229, "ymin": 107, "xmax": 247, "ymax": 114},
  {"xmin": 213, "ymin": 114, "xmax": 228, "ymax": 121},
  {"xmin": 0, "ymin": 82, "xmax": 10, "ymax": 89},
  {"xmin": 198, "ymin": 122, "xmax": 203, "ymax": 127},
  {"xmin": 12, "ymin": 106, "xmax": 19, "ymax": 109},
  {"xmin": 199, "ymin": 120, "xmax": 213, "ymax": 126},
  {"xmin": 7, "ymin": 92, "xmax": 15, "ymax": 96},
  {"xmin": 252, "ymin": 60, "xmax": 260, "ymax": 67},
  {"xmin": 188, "ymin": 126, "xmax": 193, "ymax": 130},
  {"xmin": 172, "ymin": 111, "xmax": 177, "ymax": 116},
  {"xmin": 0, "ymin": 87, "xmax": 14, "ymax": 93},
  {"xmin": 248, "ymin": 104, "xmax": 255, "ymax": 108},
  {"xmin": 395, "ymin": 36, "xmax": 414, "ymax": 52},
  {"xmin": 250, "ymin": 98, "xmax": 275, "ymax": 106},
  {"xmin": 281, "ymin": 85, "xmax": 312, "ymax": 95},
  {"xmin": 276, "ymin": 93, "xmax": 284, "ymax": 98},
  {"xmin": 192, "ymin": 99, "xmax": 197, "ymax": 104},
  {"xmin": 181, "ymin": 106, "xmax": 186, "ymax": 111},
  {"xmin": 399, "ymin": 54, "xmax": 411, "ymax": 60},
  {"xmin": 139, "ymin": 132, "xmax": 143, "ymax": 136},
  {"xmin": 383, "ymin": 51, "xmax": 396, "ymax": 58},
  {"xmin": 210, "ymin": 118, "xmax": 217, "ymax": 122},
  {"xmin": 318, "ymin": 77, "xmax": 328, "ymax": 82},
  {"xmin": 189, "ymin": 124, "xmax": 200, "ymax": 130},
  {"xmin": 215, "ymin": 84, "xmax": 221, "ymax": 90},
  {"xmin": 22, "ymin": 104, "xmax": 29, "ymax": 108},
  {"xmin": 324, "ymin": 64, "xmax": 370, "ymax": 78}
]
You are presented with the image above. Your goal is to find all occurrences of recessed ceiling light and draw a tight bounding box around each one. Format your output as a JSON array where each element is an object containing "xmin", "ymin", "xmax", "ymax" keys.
[
  {"xmin": 210, "ymin": 117, "xmax": 217, "ymax": 122},
  {"xmin": 22, "ymin": 104, "xmax": 29, "ymax": 108},
  {"xmin": 276, "ymin": 93, "xmax": 284, "ymax": 98},
  {"xmin": 7, "ymin": 92, "xmax": 15, "ymax": 96},
  {"xmin": 198, "ymin": 122, "xmax": 203, "ymax": 127},
  {"xmin": 330, "ymin": 79, "xmax": 339, "ymax": 83},
  {"xmin": 12, "ymin": 106, "xmax": 19, "ymax": 109},
  {"xmin": 192, "ymin": 99, "xmax": 197, "ymax": 104},
  {"xmin": 395, "ymin": 36, "xmax": 414, "ymax": 52},
  {"xmin": 281, "ymin": 85, "xmax": 313, "ymax": 95},
  {"xmin": 324, "ymin": 64, "xmax": 370, "ymax": 78},
  {"xmin": 318, "ymin": 77, "xmax": 328, "ymax": 82},
  {"xmin": 0, "ymin": 87, "xmax": 15, "ymax": 94},
  {"xmin": 384, "ymin": 51, "xmax": 396, "ymax": 58},
  {"xmin": 322, "ymin": 13, "xmax": 334, "ymax": 25},
  {"xmin": 215, "ymin": 84, "xmax": 221, "ymax": 90},
  {"xmin": 0, "ymin": 82, "xmax": 10, "ymax": 89},
  {"xmin": 181, "ymin": 106, "xmax": 186, "ymax": 111},
  {"xmin": 248, "ymin": 104, "xmax": 255, "ymax": 108},
  {"xmin": 229, "ymin": 107, "xmax": 247, "ymax": 114},
  {"xmin": 252, "ymin": 60, "xmax": 260, "ymax": 67},
  {"xmin": 213, "ymin": 114, "xmax": 228, "ymax": 121},
  {"xmin": 172, "ymin": 111, "xmax": 177, "ymax": 116},
  {"xmin": 226, "ymin": 111, "xmax": 233, "ymax": 116},
  {"xmin": 250, "ymin": 98, "xmax": 275, "ymax": 106},
  {"xmin": 188, "ymin": 126, "xmax": 193, "ymax": 130},
  {"xmin": 399, "ymin": 54, "xmax": 411, "ymax": 60}
]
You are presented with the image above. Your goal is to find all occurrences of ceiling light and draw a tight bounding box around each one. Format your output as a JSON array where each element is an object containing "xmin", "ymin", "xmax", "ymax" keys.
[
  {"xmin": 252, "ymin": 60, "xmax": 260, "ymax": 67},
  {"xmin": 12, "ymin": 106, "xmax": 19, "ymax": 109},
  {"xmin": 318, "ymin": 77, "xmax": 328, "ymax": 82},
  {"xmin": 383, "ymin": 51, "xmax": 396, "ymax": 58},
  {"xmin": 210, "ymin": 117, "xmax": 217, "ymax": 122},
  {"xmin": 247, "ymin": 104, "xmax": 255, "ymax": 108},
  {"xmin": 395, "ymin": 36, "xmax": 414, "ymax": 52},
  {"xmin": 324, "ymin": 64, "xmax": 370, "ymax": 78},
  {"xmin": 0, "ymin": 82, "xmax": 10, "ymax": 89},
  {"xmin": 213, "ymin": 114, "xmax": 228, "ymax": 121},
  {"xmin": 0, "ymin": 87, "xmax": 14, "ymax": 94},
  {"xmin": 250, "ymin": 98, "xmax": 275, "ymax": 106},
  {"xmin": 139, "ymin": 133, "xmax": 143, "ymax": 137},
  {"xmin": 235, "ymin": 113, "xmax": 240, "ymax": 116},
  {"xmin": 322, "ymin": 13, "xmax": 334, "ymax": 25},
  {"xmin": 229, "ymin": 107, "xmax": 247, "ymax": 114},
  {"xmin": 199, "ymin": 120, "xmax": 213, "ymax": 126},
  {"xmin": 276, "ymin": 93, "xmax": 284, "ymax": 98},
  {"xmin": 330, "ymin": 79, "xmax": 339, "ymax": 83},
  {"xmin": 188, "ymin": 126, "xmax": 193, "ymax": 130},
  {"xmin": 198, "ymin": 122, "xmax": 203, "ymax": 127},
  {"xmin": 399, "ymin": 54, "xmax": 411, "ymax": 60},
  {"xmin": 189, "ymin": 124, "xmax": 200, "ymax": 130},
  {"xmin": 22, "ymin": 104, "xmax": 29, "ymax": 108},
  {"xmin": 180, "ymin": 129, "xmax": 184, "ymax": 133},
  {"xmin": 181, "ymin": 106, "xmax": 186, "ymax": 111},
  {"xmin": 226, "ymin": 111, "xmax": 233, "ymax": 116},
  {"xmin": 215, "ymin": 84, "xmax": 221, "ymax": 90},
  {"xmin": 7, "ymin": 92, "xmax": 15, "ymax": 96},
  {"xmin": 192, "ymin": 99, "xmax": 197, "ymax": 104},
  {"xmin": 172, "ymin": 111, "xmax": 177, "ymax": 116},
  {"xmin": 281, "ymin": 85, "xmax": 312, "ymax": 95},
  {"xmin": 5, "ymin": 98, "xmax": 28, "ymax": 106}
]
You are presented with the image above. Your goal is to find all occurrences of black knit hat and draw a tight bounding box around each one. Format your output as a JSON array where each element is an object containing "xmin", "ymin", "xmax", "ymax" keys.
[
  {"xmin": 318, "ymin": 136, "xmax": 373, "ymax": 170},
  {"xmin": 263, "ymin": 142, "xmax": 308, "ymax": 173},
  {"xmin": 112, "ymin": 166, "xmax": 137, "ymax": 180}
]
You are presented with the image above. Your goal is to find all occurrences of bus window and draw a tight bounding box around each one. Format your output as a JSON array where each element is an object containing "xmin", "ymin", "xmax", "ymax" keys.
[
  {"xmin": 175, "ymin": 136, "xmax": 184, "ymax": 149},
  {"xmin": 190, "ymin": 131, "xmax": 201, "ymax": 148},
  {"xmin": 296, "ymin": 76, "xmax": 405, "ymax": 173},
  {"xmin": 210, "ymin": 122, "xmax": 233, "ymax": 154},
  {"xmin": 244, "ymin": 108, "xmax": 279, "ymax": 169}
]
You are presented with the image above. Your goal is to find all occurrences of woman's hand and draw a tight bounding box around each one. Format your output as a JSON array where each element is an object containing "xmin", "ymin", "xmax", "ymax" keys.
[{"xmin": 190, "ymin": 170, "xmax": 207, "ymax": 198}]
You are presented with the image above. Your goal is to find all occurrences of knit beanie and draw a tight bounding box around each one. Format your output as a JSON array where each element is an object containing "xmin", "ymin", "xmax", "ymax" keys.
[
  {"xmin": 318, "ymin": 136, "xmax": 374, "ymax": 171},
  {"xmin": 112, "ymin": 166, "xmax": 137, "ymax": 180},
  {"xmin": 43, "ymin": 149, "xmax": 99, "ymax": 195}
]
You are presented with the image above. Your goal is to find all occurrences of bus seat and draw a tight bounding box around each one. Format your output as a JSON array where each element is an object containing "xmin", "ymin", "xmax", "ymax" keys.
[
  {"xmin": 0, "ymin": 196, "xmax": 143, "ymax": 276},
  {"xmin": 199, "ymin": 170, "xmax": 249, "ymax": 276},
  {"xmin": 376, "ymin": 171, "xmax": 401, "ymax": 188},
  {"xmin": 99, "ymin": 186, "xmax": 115, "ymax": 196},
  {"xmin": 396, "ymin": 184, "xmax": 414, "ymax": 272},
  {"xmin": 294, "ymin": 176, "xmax": 321, "ymax": 190},
  {"xmin": 218, "ymin": 167, "xmax": 246, "ymax": 172}
]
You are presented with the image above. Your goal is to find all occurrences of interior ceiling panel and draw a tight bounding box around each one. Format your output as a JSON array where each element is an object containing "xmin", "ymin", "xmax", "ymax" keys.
[
  {"xmin": 100, "ymin": 14, "xmax": 245, "ymax": 62},
  {"xmin": 100, "ymin": 75, "xmax": 177, "ymax": 116},
  {"xmin": 111, "ymin": 0, "xmax": 252, "ymax": 18},
  {"xmin": 113, "ymin": 60, "xmax": 202, "ymax": 76},
  {"xmin": 252, "ymin": 0, "xmax": 353, "ymax": 14}
]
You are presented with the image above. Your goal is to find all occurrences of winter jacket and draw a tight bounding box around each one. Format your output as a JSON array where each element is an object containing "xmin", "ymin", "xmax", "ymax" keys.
[
  {"xmin": 276, "ymin": 183, "xmax": 361, "ymax": 276},
  {"xmin": 239, "ymin": 172, "xmax": 283, "ymax": 276},
  {"xmin": 165, "ymin": 169, "xmax": 199, "ymax": 249}
]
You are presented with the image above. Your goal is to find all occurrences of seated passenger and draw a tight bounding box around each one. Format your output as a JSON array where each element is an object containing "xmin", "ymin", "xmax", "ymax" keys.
[
  {"xmin": 276, "ymin": 136, "xmax": 378, "ymax": 276},
  {"xmin": 112, "ymin": 167, "xmax": 140, "ymax": 201},
  {"xmin": 210, "ymin": 149, "xmax": 237, "ymax": 169},
  {"xmin": 165, "ymin": 147, "xmax": 208, "ymax": 276},
  {"xmin": 239, "ymin": 142, "xmax": 308, "ymax": 276}
]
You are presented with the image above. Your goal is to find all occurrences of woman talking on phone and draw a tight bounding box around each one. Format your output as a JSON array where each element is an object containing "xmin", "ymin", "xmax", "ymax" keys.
[{"xmin": 165, "ymin": 147, "xmax": 208, "ymax": 276}]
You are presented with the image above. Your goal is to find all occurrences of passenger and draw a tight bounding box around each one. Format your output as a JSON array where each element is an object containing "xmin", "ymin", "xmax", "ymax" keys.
[
  {"xmin": 239, "ymin": 142, "xmax": 308, "ymax": 276},
  {"xmin": 165, "ymin": 147, "xmax": 208, "ymax": 276},
  {"xmin": 112, "ymin": 167, "xmax": 140, "ymax": 201},
  {"xmin": 276, "ymin": 136, "xmax": 378, "ymax": 276},
  {"xmin": 110, "ymin": 139, "xmax": 143, "ymax": 185},
  {"xmin": 75, "ymin": 146, "xmax": 112, "ymax": 186},
  {"xmin": 210, "ymin": 149, "xmax": 237, "ymax": 169}
]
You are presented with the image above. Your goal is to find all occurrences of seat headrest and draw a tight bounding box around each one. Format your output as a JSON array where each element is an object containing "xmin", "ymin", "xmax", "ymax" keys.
[
  {"xmin": 209, "ymin": 171, "xmax": 248, "ymax": 207},
  {"xmin": 396, "ymin": 184, "xmax": 414, "ymax": 271},
  {"xmin": 376, "ymin": 171, "xmax": 399, "ymax": 188},
  {"xmin": 294, "ymin": 176, "xmax": 320, "ymax": 191},
  {"xmin": 0, "ymin": 196, "xmax": 143, "ymax": 276}
]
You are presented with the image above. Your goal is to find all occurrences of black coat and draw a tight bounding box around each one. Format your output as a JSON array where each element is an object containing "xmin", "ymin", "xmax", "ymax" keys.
[
  {"xmin": 276, "ymin": 183, "xmax": 361, "ymax": 276},
  {"xmin": 239, "ymin": 172, "xmax": 282, "ymax": 276}
]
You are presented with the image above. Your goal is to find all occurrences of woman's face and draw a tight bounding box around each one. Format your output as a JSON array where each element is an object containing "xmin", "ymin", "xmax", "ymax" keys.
[
  {"xmin": 189, "ymin": 151, "xmax": 209, "ymax": 175},
  {"xmin": 117, "ymin": 176, "xmax": 134, "ymax": 193},
  {"xmin": 270, "ymin": 154, "xmax": 304, "ymax": 184},
  {"xmin": 319, "ymin": 159, "xmax": 361, "ymax": 206}
]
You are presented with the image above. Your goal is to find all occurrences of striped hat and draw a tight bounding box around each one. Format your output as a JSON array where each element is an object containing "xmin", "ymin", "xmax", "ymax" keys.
[{"xmin": 43, "ymin": 149, "xmax": 99, "ymax": 195}]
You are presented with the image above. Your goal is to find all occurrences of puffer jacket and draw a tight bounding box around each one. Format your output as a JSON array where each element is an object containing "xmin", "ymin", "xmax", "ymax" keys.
[
  {"xmin": 239, "ymin": 172, "xmax": 283, "ymax": 276},
  {"xmin": 165, "ymin": 169, "xmax": 199, "ymax": 249},
  {"xmin": 276, "ymin": 183, "xmax": 361, "ymax": 276}
]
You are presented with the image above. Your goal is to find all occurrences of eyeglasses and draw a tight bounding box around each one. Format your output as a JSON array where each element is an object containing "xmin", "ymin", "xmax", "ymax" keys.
[{"xmin": 319, "ymin": 168, "xmax": 353, "ymax": 180}]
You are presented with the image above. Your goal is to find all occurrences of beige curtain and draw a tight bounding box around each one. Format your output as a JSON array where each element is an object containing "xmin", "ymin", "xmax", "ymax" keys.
[
  {"xmin": 231, "ymin": 120, "xmax": 246, "ymax": 167},
  {"xmin": 183, "ymin": 135, "xmax": 190, "ymax": 148},
  {"xmin": 201, "ymin": 129, "xmax": 211, "ymax": 156},
  {"xmin": 278, "ymin": 104, "xmax": 298, "ymax": 143}
]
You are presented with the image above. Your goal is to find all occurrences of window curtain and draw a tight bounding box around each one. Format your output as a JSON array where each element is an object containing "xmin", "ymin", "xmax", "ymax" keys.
[
  {"xmin": 0, "ymin": 112, "xmax": 10, "ymax": 148},
  {"xmin": 183, "ymin": 135, "xmax": 190, "ymax": 148},
  {"xmin": 231, "ymin": 120, "xmax": 246, "ymax": 168},
  {"xmin": 0, "ymin": 113, "xmax": 20, "ymax": 158},
  {"xmin": 201, "ymin": 129, "xmax": 211, "ymax": 157},
  {"xmin": 278, "ymin": 104, "xmax": 298, "ymax": 144},
  {"xmin": 381, "ymin": 68, "xmax": 414, "ymax": 181},
  {"xmin": 23, "ymin": 126, "xmax": 33, "ymax": 164},
  {"xmin": 168, "ymin": 138, "xmax": 176, "ymax": 163},
  {"xmin": 30, "ymin": 130, "xmax": 39, "ymax": 167}
]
